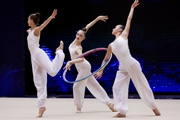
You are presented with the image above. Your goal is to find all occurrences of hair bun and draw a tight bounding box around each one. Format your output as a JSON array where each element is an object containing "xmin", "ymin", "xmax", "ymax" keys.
[
  {"xmin": 35, "ymin": 12, "xmax": 41, "ymax": 18},
  {"xmin": 82, "ymin": 28, "xmax": 87, "ymax": 32}
]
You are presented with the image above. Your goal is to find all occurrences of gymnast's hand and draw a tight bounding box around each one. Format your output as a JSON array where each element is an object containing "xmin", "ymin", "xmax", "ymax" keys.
[
  {"xmin": 94, "ymin": 71, "xmax": 103, "ymax": 79},
  {"xmin": 97, "ymin": 15, "xmax": 108, "ymax": 22},
  {"xmin": 63, "ymin": 61, "xmax": 72, "ymax": 71},
  {"xmin": 50, "ymin": 9, "xmax": 57, "ymax": 19},
  {"xmin": 131, "ymin": 0, "xmax": 140, "ymax": 9}
]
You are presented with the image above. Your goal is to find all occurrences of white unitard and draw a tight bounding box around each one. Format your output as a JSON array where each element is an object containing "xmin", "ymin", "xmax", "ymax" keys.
[
  {"xmin": 111, "ymin": 36, "xmax": 157, "ymax": 114},
  {"xmin": 27, "ymin": 28, "xmax": 65, "ymax": 108},
  {"xmin": 69, "ymin": 43, "xmax": 111, "ymax": 109}
]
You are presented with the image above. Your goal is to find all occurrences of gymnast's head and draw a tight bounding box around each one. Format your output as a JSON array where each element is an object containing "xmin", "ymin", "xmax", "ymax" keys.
[
  {"xmin": 75, "ymin": 28, "xmax": 87, "ymax": 42},
  {"xmin": 112, "ymin": 25, "xmax": 124, "ymax": 36},
  {"xmin": 27, "ymin": 12, "xmax": 41, "ymax": 27}
]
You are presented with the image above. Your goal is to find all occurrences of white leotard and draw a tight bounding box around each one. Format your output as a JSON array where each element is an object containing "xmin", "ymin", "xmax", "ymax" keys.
[
  {"xmin": 110, "ymin": 36, "xmax": 131, "ymax": 60},
  {"xmin": 69, "ymin": 43, "xmax": 91, "ymax": 72},
  {"xmin": 27, "ymin": 29, "xmax": 40, "ymax": 53}
]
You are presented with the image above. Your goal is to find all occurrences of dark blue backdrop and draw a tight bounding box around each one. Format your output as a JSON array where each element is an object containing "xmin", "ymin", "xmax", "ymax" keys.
[
  {"xmin": 0, "ymin": 0, "xmax": 24, "ymax": 97},
  {"xmin": 25, "ymin": 0, "xmax": 180, "ymax": 96},
  {"xmin": 0, "ymin": 0, "xmax": 180, "ymax": 97}
]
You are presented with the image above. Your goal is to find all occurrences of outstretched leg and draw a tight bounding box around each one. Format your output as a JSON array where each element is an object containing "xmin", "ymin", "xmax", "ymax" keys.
[
  {"xmin": 128, "ymin": 59, "xmax": 161, "ymax": 116},
  {"xmin": 86, "ymin": 76, "xmax": 116, "ymax": 112},
  {"xmin": 33, "ymin": 40, "xmax": 65, "ymax": 77}
]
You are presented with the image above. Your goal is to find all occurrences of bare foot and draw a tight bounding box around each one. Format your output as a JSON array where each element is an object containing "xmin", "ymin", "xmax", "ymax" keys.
[
  {"xmin": 108, "ymin": 103, "xmax": 117, "ymax": 112},
  {"xmin": 37, "ymin": 107, "xmax": 46, "ymax": 117},
  {"xmin": 56, "ymin": 40, "xmax": 64, "ymax": 51},
  {"xmin": 76, "ymin": 108, "xmax": 81, "ymax": 113},
  {"xmin": 153, "ymin": 108, "xmax": 161, "ymax": 116},
  {"xmin": 113, "ymin": 113, "xmax": 126, "ymax": 118}
]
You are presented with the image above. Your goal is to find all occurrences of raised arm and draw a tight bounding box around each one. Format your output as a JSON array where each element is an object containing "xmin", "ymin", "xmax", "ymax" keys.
[
  {"xmin": 85, "ymin": 15, "xmax": 108, "ymax": 32},
  {"xmin": 121, "ymin": 0, "xmax": 139, "ymax": 39},
  {"xmin": 34, "ymin": 9, "xmax": 57, "ymax": 36}
]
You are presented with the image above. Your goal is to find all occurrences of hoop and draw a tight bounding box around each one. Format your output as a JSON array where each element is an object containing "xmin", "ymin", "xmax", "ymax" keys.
[{"xmin": 63, "ymin": 48, "xmax": 112, "ymax": 83}]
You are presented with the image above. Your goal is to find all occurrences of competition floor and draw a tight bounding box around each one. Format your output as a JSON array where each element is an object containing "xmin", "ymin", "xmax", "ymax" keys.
[{"xmin": 0, "ymin": 97, "xmax": 180, "ymax": 120}]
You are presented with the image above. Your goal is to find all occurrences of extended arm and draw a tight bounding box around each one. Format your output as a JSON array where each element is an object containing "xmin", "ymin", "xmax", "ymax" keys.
[
  {"xmin": 85, "ymin": 15, "xmax": 108, "ymax": 32},
  {"xmin": 34, "ymin": 9, "xmax": 57, "ymax": 36},
  {"xmin": 94, "ymin": 44, "xmax": 112, "ymax": 79},
  {"xmin": 121, "ymin": 0, "xmax": 139, "ymax": 39}
]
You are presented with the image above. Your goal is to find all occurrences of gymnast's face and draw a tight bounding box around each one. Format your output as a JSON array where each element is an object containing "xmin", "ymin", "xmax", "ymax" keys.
[
  {"xmin": 112, "ymin": 25, "xmax": 123, "ymax": 35},
  {"xmin": 27, "ymin": 16, "xmax": 33, "ymax": 27},
  {"xmin": 76, "ymin": 30, "xmax": 85, "ymax": 42}
]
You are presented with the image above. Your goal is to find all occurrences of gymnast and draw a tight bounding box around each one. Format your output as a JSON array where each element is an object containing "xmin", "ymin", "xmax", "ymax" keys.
[
  {"xmin": 27, "ymin": 9, "xmax": 65, "ymax": 117},
  {"xmin": 63, "ymin": 16, "xmax": 116, "ymax": 113},
  {"xmin": 94, "ymin": 0, "xmax": 161, "ymax": 117}
]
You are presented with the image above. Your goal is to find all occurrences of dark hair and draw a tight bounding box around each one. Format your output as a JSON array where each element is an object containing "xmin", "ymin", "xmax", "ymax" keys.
[
  {"xmin": 81, "ymin": 27, "xmax": 87, "ymax": 35},
  {"xmin": 119, "ymin": 25, "xmax": 124, "ymax": 30},
  {"xmin": 29, "ymin": 12, "xmax": 41, "ymax": 25}
]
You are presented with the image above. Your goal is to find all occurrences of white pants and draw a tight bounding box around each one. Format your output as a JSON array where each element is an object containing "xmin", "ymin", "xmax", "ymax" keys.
[
  {"xmin": 31, "ymin": 48, "xmax": 65, "ymax": 108},
  {"xmin": 73, "ymin": 66, "xmax": 111, "ymax": 109},
  {"xmin": 113, "ymin": 56, "xmax": 157, "ymax": 114}
]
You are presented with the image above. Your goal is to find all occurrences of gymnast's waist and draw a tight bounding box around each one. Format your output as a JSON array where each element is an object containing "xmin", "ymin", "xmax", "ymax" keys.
[
  {"xmin": 75, "ymin": 61, "xmax": 91, "ymax": 71},
  {"xmin": 119, "ymin": 55, "xmax": 132, "ymax": 61},
  {"xmin": 29, "ymin": 47, "xmax": 40, "ymax": 54}
]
